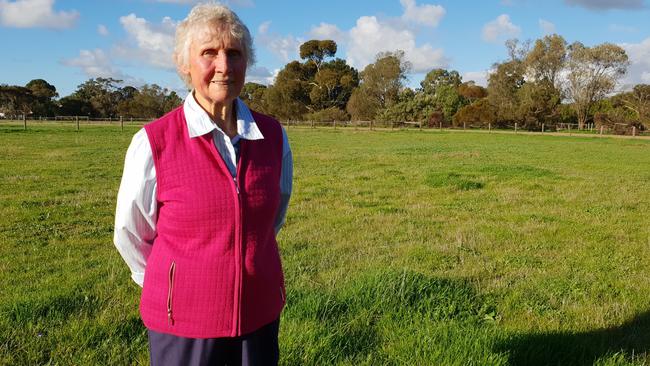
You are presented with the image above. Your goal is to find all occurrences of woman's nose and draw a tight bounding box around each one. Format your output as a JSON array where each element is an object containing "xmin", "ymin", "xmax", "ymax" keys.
[{"xmin": 214, "ymin": 52, "xmax": 229, "ymax": 73}]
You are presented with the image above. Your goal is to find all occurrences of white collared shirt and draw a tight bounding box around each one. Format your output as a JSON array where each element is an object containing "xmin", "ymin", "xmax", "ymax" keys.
[{"xmin": 113, "ymin": 94, "xmax": 293, "ymax": 286}]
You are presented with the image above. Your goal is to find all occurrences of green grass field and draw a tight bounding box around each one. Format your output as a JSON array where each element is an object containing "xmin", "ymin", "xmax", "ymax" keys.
[{"xmin": 1, "ymin": 123, "xmax": 649, "ymax": 365}]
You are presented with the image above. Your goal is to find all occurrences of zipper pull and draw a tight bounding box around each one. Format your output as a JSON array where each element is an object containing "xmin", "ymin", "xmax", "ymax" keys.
[{"xmin": 234, "ymin": 177, "xmax": 240, "ymax": 194}]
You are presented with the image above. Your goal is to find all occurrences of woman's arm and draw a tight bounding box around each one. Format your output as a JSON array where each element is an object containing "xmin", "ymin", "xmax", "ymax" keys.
[
  {"xmin": 113, "ymin": 129, "xmax": 158, "ymax": 287},
  {"xmin": 274, "ymin": 127, "xmax": 293, "ymax": 235}
]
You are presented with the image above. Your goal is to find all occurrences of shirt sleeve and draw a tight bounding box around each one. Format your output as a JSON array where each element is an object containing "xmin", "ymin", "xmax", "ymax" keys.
[
  {"xmin": 274, "ymin": 126, "xmax": 293, "ymax": 235},
  {"xmin": 113, "ymin": 128, "xmax": 158, "ymax": 287}
]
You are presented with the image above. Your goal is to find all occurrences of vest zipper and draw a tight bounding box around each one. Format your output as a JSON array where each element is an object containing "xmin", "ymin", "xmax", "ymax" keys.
[
  {"xmin": 167, "ymin": 261, "xmax": 176, "ymax": 326},
  {"xmin": 232, "ymin": 149, "xmax": 243, "ymax": 336}
]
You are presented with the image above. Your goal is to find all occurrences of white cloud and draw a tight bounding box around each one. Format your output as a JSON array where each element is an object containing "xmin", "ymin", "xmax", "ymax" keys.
[
  {"xmin": 400, "ymin": 0, "xmax": 445, "ymax": 27},
  {"xmin": 609, "ymin": 24, "xmax": 637, "ymax": 33},
  {"xmin": 462, "ymin": 71, "xmax": 489, "ymax": 87},
  {"xmin": 246, "ymin": 66, "xmax": 274, "ymax": 85},
  {"xmin": 97, "ymin": 24, "xmax": 109, "ymax": 36},
  {"xmin": 539, "ymin": 19, "xmax": 556, "ymax": 34},
  {"xmin": 257, "ymin": 21, "xmax": 302, "ymax": 62},
  {"xmin": 309, "ymin": 22, "xmax": 348, "ymax": 44},
  {"xmin": 61, "ymin": 49, "xmax": 125, "ymax": 79},
  {"xmin": 564, "ymin": 0, "xmax": 644, "ymax": 10},
  {"xmin": 115, "ymin": 13, "xmax": 177, "ymax": 69},
  {"xmin": 619, "ymin": 37, "xmax": 650, "ymax": 88},
  {"xmin": 642, "ymin": 72, "xmax": 650, "ymax": 83},
  {"xmin": 346, "ymin": 16, "xmax": 447, "ymax": 73},
  {"xmin": 153, "ymin": 0, "xmax": 254, "ymax": 6},
  {"xmin": 482, "ymin": 14, "xmax": 521, "ymax": 43},
  {"xmin": 0, "ymin": 0, "xmax": 78, "ymax": 29},
  {"xmin": 259, "ymin": 3, "xmax": 448, "ymax": 75}
]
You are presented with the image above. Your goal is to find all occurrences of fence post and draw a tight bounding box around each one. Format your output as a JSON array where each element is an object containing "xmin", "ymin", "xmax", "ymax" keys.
[
  {"xmin": 419, "ymin": 121, "xmax": 422, "ymax": 130},
  {"xmin": 600, "ymin": 126, "xmax": 604, "ymax": 135},
  {"xmin": 488, "ymin": 123, "xmax": 491, "ymax": 133},
  {"xmin": 633, "ymin": 126, "xmax": 637, "ymax": 137},
  {"xmin": 311, "ymin": 120, "xmax": 314, "ymax": 129},
  {"xmin": 463, "ymin": 122, "xmax": 466, "ymax": 130},
  {"xmin": 23, "ymin": 114, "xmax": 27, "ymax": 130},
  {"xmin": 370, "ymin": 120, "xmax": 373, "ymax": 131},
  {"xmin": 515, "ymin": 123, "xmax": 518, "ymax": 133},
  {"xmin": 76, "ymin": 116, "xmax": 79, "ymax": 131},
  {"xmin": 542, "ymin": 123, "xmax": 545, "ymax": 133},
  {"xmin": 439, "ymin": 122, "xmax": 442, "ymax": 130},
  {"xmin": 568, "ymin": 124, "xmax": 571, "ymax": 135},
  {"xmin": 120, "ymin": 116, "xmax": 124, "ymax": 131}
]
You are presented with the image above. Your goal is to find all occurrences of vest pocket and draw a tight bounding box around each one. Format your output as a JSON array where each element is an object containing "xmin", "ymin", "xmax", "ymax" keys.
[{"xmin": 167, "ymin": 261, "xmax": 176, "ymax": 326}]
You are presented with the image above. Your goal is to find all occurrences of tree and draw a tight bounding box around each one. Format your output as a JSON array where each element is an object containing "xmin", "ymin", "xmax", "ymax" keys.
[
  {"xmin": 309, "ymin": 58, "xmax": 359, "ymax": 110},
  {"xmin": 524, "ymin": 34, "xmax": 567, "ymax": 87},
  {"xmin": 457, "ymin": 82, "xmax": 487, "ymax": 104},
  {"xmin": 299, "ymin": 40, "xmax": 337, "ymax": 70},
  {"xmin": 0, "ymin": 85, "xmax": 35, "ymax": 117},
  {"xmin": 376, "ymin": 88, "xmax": 436, "ymax": 123},
  {"xmin": 240, "ymin": 82, "xmax": 267, "ymax": 111},
  {"xmin": 517, "ymin": 79, "xmax": 562, "ymax": 129},
  {"xmin": 117, "ymin": 84, "xmax": 181, "ymax": 118},
  {"xmin": 264, "ymin": 61, "xmax": 317, "ymax": 120},
  {"xmin": 621, "ymin": 84, "xmax": 650, "ymax": 128},
  {"xmin": 487, "ymin": 60, "xmax": 525, "ymax": 123},
  {"xmin": 58, "ymin": 95, "xmax": 95, "ymax": 117},
  {"xmin": 347, "ymin": 50, "xmax": 411, "ymax": 120},
  {"xmin": 72, "ymin": 77, "xmax": 124, "ymax": 117},
  {"xmin": 420, "ymin": 68, "xmax": 461, "ymax": 95},
  {"xmin": 565, "ymin": 42, "xmax": 629, "ymax": 129},
  {"xmin": 453, "ymin": 99, "xmax": 498, "ymax": 128},
  {"xmin": 25, "ymin": 79, "xmax": 58, "ymax": 116}
]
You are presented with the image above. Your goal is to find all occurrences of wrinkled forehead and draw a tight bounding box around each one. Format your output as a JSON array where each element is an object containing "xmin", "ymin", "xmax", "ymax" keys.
[{"xmin": 192, "ymin": 22, "xmax": 242, "ymax": 49}]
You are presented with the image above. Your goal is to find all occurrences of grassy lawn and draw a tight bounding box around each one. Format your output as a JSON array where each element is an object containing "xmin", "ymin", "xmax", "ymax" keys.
[{"xmin": 1, "ymin": 123, "xmax": 649, "ymax": 365}]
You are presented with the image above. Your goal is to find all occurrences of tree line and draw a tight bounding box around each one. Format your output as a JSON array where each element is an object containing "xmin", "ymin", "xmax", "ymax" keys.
[
  {"xmin": 0, "ymin": 78, "xmax": 182, "ymax": 119},
  {"xmin": 2, "ymin": 35, "xmax": 649, "ymax": 132},
  {"xmin": 241, "ymin": 36, "xmax": 648, "ymax": 133}
]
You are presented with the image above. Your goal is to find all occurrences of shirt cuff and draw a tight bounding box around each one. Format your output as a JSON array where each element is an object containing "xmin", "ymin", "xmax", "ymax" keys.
[{"xmin": 131, "ymin": 272, "xmax": 145, "ymax": 287}]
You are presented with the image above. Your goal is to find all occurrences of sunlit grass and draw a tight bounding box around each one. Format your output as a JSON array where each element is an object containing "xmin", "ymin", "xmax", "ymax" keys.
[{"xmin": 1, "ymin": 124, "xmax": 649, "ymax": 365}]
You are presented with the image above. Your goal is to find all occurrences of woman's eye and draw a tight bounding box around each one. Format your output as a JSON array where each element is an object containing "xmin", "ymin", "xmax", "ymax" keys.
[{"xmin": 227, "ymin": 49, "xmax": 242, "ymax": 58}]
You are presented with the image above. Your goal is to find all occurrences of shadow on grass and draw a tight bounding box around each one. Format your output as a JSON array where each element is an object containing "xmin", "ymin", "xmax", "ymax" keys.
[{"xmin": 497, "ymin": 310, "xmax": 650, "ymax": 365}]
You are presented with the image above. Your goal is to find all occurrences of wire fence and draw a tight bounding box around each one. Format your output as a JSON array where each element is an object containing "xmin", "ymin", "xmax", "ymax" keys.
[
  {"xmin": 1, "ymin": 115, "xmax": 648, "ymax": 138},
  {"xmin": 282, "ymin": 120, "xmax": 650, "ymax": 138}
]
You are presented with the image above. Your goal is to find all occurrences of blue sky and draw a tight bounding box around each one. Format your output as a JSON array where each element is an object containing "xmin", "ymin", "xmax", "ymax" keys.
[{"xmin": 1, "ymin": 0, "xmax": 649, "ymax": 97}]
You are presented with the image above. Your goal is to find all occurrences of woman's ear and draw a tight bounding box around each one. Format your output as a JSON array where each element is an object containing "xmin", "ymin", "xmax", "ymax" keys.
[{"xmin": 179, "ymin": 63, "xmax": 190, "ymax": 76}]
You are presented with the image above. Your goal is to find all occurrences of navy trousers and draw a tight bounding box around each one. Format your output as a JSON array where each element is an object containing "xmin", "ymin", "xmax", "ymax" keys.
[{"xmin": 147, "ymin": 319, "xmax": 280, "ymax": 366}]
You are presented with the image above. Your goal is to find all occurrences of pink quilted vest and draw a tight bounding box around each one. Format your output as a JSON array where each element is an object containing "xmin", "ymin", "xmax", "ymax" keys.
[{"xmin": 140, "ymin": 107, "xmax": 285, "ymax": 338}]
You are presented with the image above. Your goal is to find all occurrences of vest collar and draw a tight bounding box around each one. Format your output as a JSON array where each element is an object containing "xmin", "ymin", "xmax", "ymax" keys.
[{"xmin": 183, "ymin": 92, "xmax": 264, "ymax": 141}]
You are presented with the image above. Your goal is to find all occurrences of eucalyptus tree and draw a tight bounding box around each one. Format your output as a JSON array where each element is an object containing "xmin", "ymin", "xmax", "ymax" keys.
[{"xmin": 565, "ymin": 42, "xmax": 629, "ymax": 129}]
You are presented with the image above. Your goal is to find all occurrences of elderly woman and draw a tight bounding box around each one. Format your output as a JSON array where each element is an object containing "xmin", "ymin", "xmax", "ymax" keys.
[{"xmin": 113, "ymin": 3, "xmax": 292, "ymax": 365}]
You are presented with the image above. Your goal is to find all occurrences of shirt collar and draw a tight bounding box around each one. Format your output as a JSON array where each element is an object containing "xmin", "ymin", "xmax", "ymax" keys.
[{"xmin": 183, "ymin": 92, "xmax": 264, "ymax": 141}]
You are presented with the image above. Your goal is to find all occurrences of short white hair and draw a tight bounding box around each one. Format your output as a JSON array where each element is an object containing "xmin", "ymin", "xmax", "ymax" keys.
[{"xmin": 173, "ymin": 2, "xmax": 255, "ymax": 88}]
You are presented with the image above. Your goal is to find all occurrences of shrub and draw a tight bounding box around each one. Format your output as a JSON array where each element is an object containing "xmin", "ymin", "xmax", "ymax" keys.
[
  {"xmin": 304, "ymin": 107, "xmax": 350, "ymax": 122},
  {"xmin": 452, "ymin": 99, "xmax": 497, "ymax": 128}
]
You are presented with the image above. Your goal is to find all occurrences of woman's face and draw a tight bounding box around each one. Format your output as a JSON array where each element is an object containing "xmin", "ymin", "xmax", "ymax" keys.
[{"xmin": 184, "ymin": 28, "xmax": 247, "ymax": 111}]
